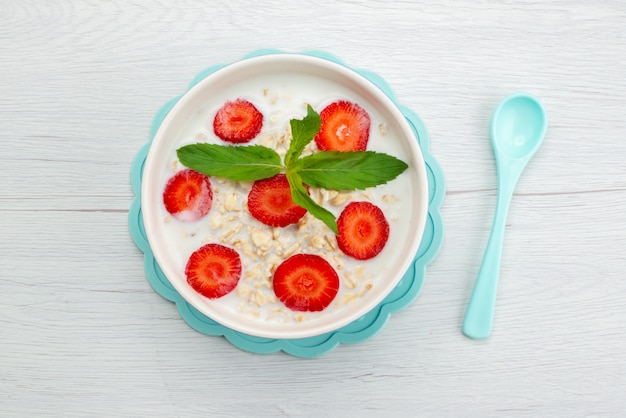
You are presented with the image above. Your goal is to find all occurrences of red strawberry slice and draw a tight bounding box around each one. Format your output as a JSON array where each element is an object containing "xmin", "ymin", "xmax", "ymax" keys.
[
  {"xmin": 185, "ymin": 243, "xmax": 242, "ymax": 299},
  {"xmin": 163, "ymin": 169, "xmax": 213, "ymax": 222},
  {"xmin": 247, "ymin": 174, "xmax": 308, "ymax": 227},
  {"xmin": 213, "ymin": 98, "xmax": 263, "ymax": 143},
  {"xmin": 273, "ymin": 254, "xmax": 340, "ymax": 312},
  {"xmin": 314, "ymin": 100, "xmax": 371, "ymax": 151},
  {"xmin": 336, "ymin": 201, "xmax": 389, "ymax": 260}
]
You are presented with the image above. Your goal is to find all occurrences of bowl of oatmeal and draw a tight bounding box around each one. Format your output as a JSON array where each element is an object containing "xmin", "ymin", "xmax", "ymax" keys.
[{"xmin": 141, "ymin": 53, "xmax": 429, "ymax": 339}]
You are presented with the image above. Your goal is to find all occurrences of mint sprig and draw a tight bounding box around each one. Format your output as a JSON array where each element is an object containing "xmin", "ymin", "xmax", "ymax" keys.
[{"xmin": 175, "ymin": 106, "xmax": 409, "ymax": 234}]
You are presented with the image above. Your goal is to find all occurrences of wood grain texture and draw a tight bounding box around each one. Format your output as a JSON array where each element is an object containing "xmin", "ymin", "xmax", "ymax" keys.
[{"xmin": 1, "ymin": 1, "xmax": 625, "ymax": 416}]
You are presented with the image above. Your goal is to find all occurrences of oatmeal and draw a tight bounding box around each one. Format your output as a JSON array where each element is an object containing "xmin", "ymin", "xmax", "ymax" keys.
[{"xmin": 156, "ymin": 72, "xmax": 415, "ymax": 325}]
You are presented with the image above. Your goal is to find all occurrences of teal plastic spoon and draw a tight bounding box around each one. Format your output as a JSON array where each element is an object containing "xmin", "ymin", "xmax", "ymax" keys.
[{"xmin": 462, "ymin": 93, "xmax": 547, "ymax": 339}]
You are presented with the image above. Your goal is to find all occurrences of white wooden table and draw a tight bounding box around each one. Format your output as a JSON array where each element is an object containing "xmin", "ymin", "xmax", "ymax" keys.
[{"xmin": 2, "ymin": 1, "xmax": 625, "ymax": 416}]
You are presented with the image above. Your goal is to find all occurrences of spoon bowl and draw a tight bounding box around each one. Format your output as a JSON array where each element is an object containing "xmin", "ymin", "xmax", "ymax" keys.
[
  {"xmin": 491, "ymin": 94, "xmax": 547, "ymax": 160},
  {"xmin": 462, "ymin": 93, "xmax": 547, "ymax": 339}
]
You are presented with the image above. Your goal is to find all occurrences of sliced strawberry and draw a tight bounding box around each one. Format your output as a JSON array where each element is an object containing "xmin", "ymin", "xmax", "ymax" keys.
[
  {"xmin": 273, "ymin": 254, "xmax": 340, "ymax": 312},
  {"xmin": 314, "ymin": 100, "xmax": 371, "ymax": 151},
  {"xmin": 336, "ymin": 201, "xmax": 389, "ymax": 260},
  {"xmin": 213, "ymin": 98, "xmax": 263, "ymax": 143},
  {"xmin": 163, "ymin": 169, "xmax": 213, "ymax": 222},
  {"xmin": 247, "ymin": 174, "xmax": 308, "ymax": 227},
  {"xmin": 185, "ymin": 243, "xmax": 242, "ymax": 299}
]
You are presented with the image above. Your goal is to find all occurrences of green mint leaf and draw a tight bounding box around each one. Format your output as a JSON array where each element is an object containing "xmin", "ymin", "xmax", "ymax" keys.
[
  {"xmin": 296, "ymin": 151, "xmax": 409, "ymax": 190},
  {"xmin": 284, "ymin": 104, "xmax": 321, "ymax": 167},
  {"xmin": 177, "ymin": 144, "xmax": 282, "ymax": 181},
  {"xmin": 286, "ymin": 170, "xmax": 338, "ymax": 234}
]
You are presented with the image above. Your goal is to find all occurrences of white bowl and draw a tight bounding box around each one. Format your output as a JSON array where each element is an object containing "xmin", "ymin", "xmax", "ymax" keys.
[{"xmin": 141, "ymin": 54, "xmax": 428, "ymax": 339}]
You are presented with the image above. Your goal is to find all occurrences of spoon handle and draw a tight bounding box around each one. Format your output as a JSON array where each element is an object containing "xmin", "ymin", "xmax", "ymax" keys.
[{"xmin": 462, "ymin": 185, "xmax": 513, "ymax": 339}]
